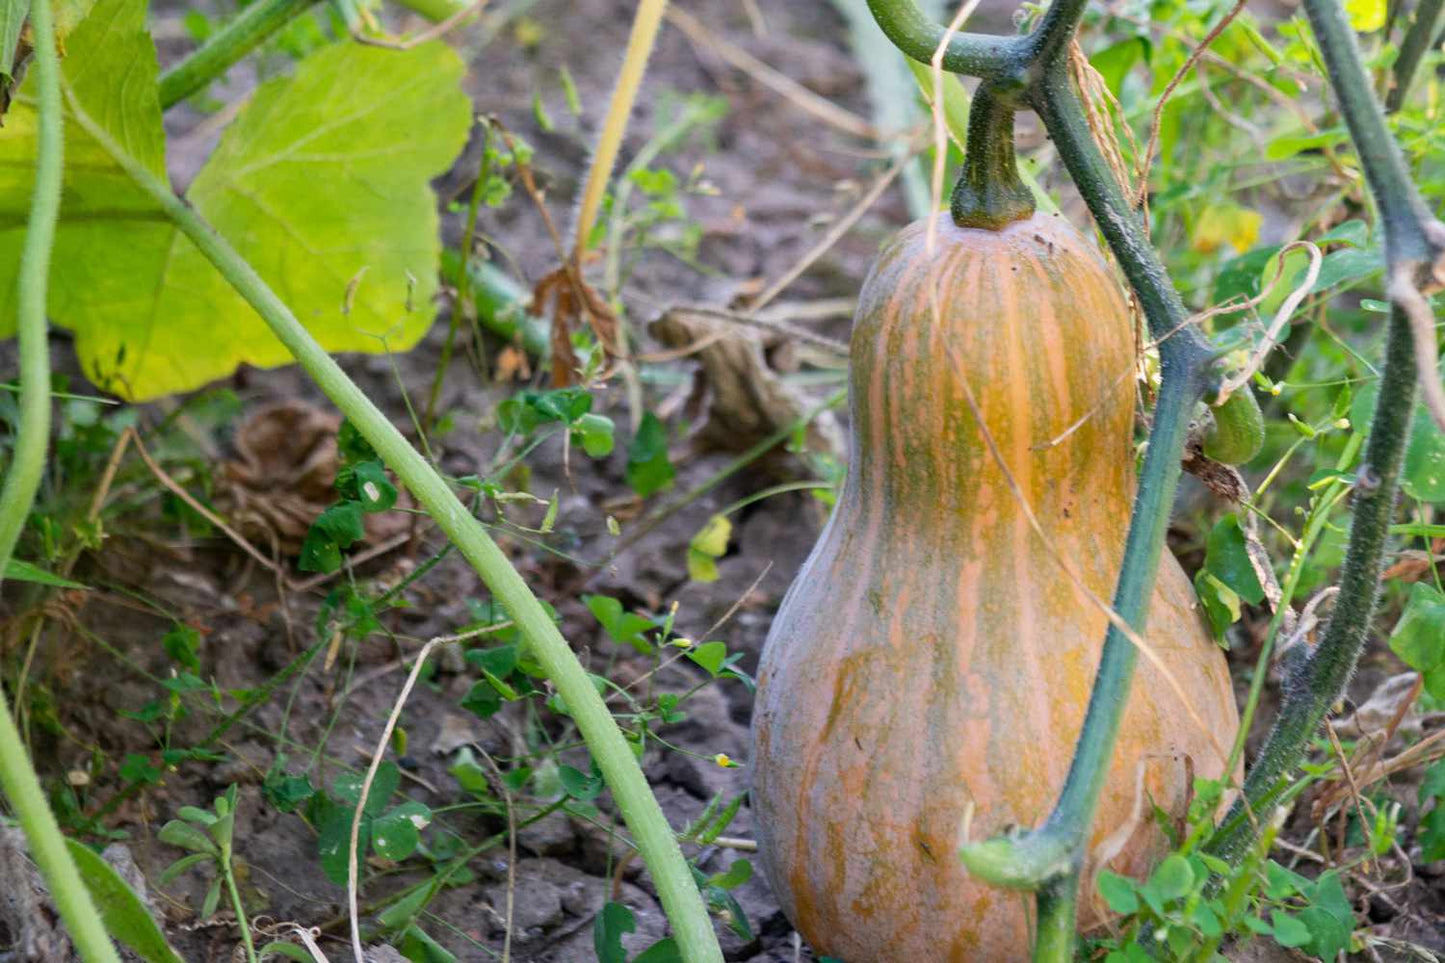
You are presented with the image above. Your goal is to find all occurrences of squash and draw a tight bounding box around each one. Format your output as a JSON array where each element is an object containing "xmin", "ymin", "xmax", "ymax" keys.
[{"xmin": 749, "ymin": 213, "xmax": 1240, "ymax": 961}]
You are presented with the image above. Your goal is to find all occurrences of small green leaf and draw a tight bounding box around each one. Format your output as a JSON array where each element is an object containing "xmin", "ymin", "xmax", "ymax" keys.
[
  {"xmin": 687, "ymin": 640, "xmax": 728, "ymax": 677},
  {"xmin": 1194, "ymin": 570, "xmax": 1241, "ymax": 638},
  {"xmin": 1200, "ymin": 513, "xmax": 1266, "ymax": 608},
  {"xmin": 1149, "ymin": 853, "xmax": 1194, "ymax": 901},
  {"xmin": 158, "ymin": 820, "xmax": 217, "ymax": 855},
  {"xmin": 332, "ymin": 763, "xmax": 400, "ymax": 818},
  {"xmin": 573, "ymin": 412, "xmax": 615, "ymax": 457},
  {"xmin": 706, "ymin": 858, "xmax": 752, "ymax": 891},
  {"xmin": 632, "ymin": 938, "xmax": 683, "ymax": 963},
  {"xmin": 398, "ymin": 923, "xmax": 458, "ymax": 963},
  {"xmin": 157, "ymin": 852, "xmax": 210, "ymax": 886},
  {"xmin": 626, "ymin": 412, "xmax": 674, "ymax": 497},
  {"xmin": 3, "ymin": 558, "xmax": 88, "ymax": 589},
  {"xmin": 594, "ymin": 901, "xmax": 635, "ymax": 963},
  {"xmin": 161, "ymin": 624, "xmax": 202, "ymax": 672},
  {"xmin": 1096, "ymin": 870, "xmax": 1138, "ymax": 914},
  {"xmin": 201, "ymin": 875, "xmax": 223, "ymax": 919},
  {"xmin": 1389, "ymin": 583, "xmax": 1445, "ymax": 673},
  {"xmin": 1270, "ymin": 911, "xmax": 1312, "ymax": 948},
  {"xmin": 687, "ymin": 514, "xmax": 731, "ymax": 583},
  {"xmin": 583, "ymin": 595, "xmax": 655, "ymax": 654},
  {"xmin": 1419, "ymin": 758, "xmax": 1445, "ymax": 804},
  {"xmin": 351, "ymin": 462, "xmax": 398, "ymax": 512},
  {"xmin": 372, "ymin": 800, "xmax": 431, "ymax": 862},
  {"xmin": 559, "ymin": 762, "xmax": 604, "ymax": 801}
]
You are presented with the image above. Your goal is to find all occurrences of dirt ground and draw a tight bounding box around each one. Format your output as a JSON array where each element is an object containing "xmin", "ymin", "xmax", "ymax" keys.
[{"xmin": 2, "ymin": 0, "xmax": 1443, "ymax": 961}]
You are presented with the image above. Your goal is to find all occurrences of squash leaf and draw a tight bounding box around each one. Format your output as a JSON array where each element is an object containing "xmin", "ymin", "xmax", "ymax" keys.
[{"xmin": 0, "ymin": 0, "xmax": 470, "ymax": 400}]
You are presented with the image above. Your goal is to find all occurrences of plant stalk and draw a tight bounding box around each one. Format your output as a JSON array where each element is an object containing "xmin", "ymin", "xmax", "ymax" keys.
[
  {"xmin": 67, "ymin": 99, "xmax": 724, "ymax": 963},
  {"xmin": 1303, "ymin": 0, "xmax": 1436, "ymax": 262},
  {"xmin": 1386, "ymin": 0, "xmax": 1445, "ymax": 111},
  {"xmin": 1207, "ymin": 305, "xmax": 1417, "ymax": 861},
  {"xmin": 157, "ymin": 0, "xmax": 319, "ymax": 109},
  {"xmin": 1208, "ymin": 0, "xmax": 1442, "ymax": 862},
  {"xmin": 222, "ymin": 864, "xmax": 259, "ymax": 963},
  {"xmin": 0, "ymin": 0, "xmax": 121, "ymax": 958}
]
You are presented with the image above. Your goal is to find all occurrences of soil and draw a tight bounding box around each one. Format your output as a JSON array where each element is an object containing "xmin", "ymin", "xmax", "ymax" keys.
[{"xmin": 1, "ymin": 1, "xmax": 1442, "ymax": 961}]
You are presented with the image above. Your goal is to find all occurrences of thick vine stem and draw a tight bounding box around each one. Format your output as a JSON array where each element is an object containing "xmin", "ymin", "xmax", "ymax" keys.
[
  {"xmin": 0, "ymin": 1, "xmax": 123, "ymax": 960},
  {"xmin": 1207, "ymin": 0, "xmax": 1441, "ymax": 861},
  {"xmin": 1386, "ymin": 0, "xmax": 1445, "ymax": 112},
  {"xmin": 65, "ymin": 101, "xmax": 725, "ymax": 963},
  {"xmin": 952, "ymin": 85, "xmax": 1035, "ymax": 229},
  {"xmin": 1207, "ymin": 305, "xmax": 1418, "ymax": 862},
  {"xmin": 864, "ymin": 0, "xmax": 1027, "ymax": 78},
  {"xmin": 1302, "ymin": 0, "xmax": 1438, "ymax": 264}
]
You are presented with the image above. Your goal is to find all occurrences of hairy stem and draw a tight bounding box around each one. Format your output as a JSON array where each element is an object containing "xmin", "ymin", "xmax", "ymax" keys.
[
  {"xmin": 68, "ymin": 98, "xmax": 724, "ymax": 963},
  {"xmin": 1208, "ymin": 0, "xmax": 1442, "ymax": 862},
  {"xmin": 1303, "ymin": 0, "xmax": 1436, "ymax": 261},
  {"xmin": 158, "ymin": 0, "xmax": 319, "ymax": 108},
  {"xmin": 1208, "ymin": 305, "xmax": 1417, "ymax": 861},
  {"xmin": 0, "ymin": 1, "xmax": 121, "ymax": 959},
  {"xmin": 1386, "ymin": 0, "xmax": 1445, "ymax": 112}
]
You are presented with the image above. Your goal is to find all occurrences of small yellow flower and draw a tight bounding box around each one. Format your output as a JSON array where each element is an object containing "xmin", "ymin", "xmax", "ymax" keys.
[{"xmin": 714, "ymin": 753, "xmax": 738, "ymax": 769}]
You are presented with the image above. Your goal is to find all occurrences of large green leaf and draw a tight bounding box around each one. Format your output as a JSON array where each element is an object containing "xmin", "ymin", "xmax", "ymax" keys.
[{"xmin": 0, "ymin": 0, "xmax": 470, "ymax": 400}]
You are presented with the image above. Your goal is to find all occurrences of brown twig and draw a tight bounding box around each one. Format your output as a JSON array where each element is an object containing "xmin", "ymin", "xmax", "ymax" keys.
[
  {"xmin": 1133, "ymin": 0, "xmax": 1251, "ymax": 208},
  {"xmin": 751, "ymin": 145, "xmax": 918, "ymax": 312}
]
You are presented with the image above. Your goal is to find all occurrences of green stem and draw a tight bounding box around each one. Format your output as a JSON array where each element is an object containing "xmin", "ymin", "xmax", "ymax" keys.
[
  {"xmin": 863, "ymin": 0, "xmax": 1027, "ymax": 78},
  {"xmin": 951, "ymin": 85, "xmax": 1035, "ymax": 229},
  {"xmin": 1386, "ymin": 0, "xmax": 1445, "ymax": 111},
  {"xmin": 1033, "ymin": 874, "xmax": 1080, "ymax": 963},
  {"xmin": 1303, "ymin": 0, "xmax": 1436, "ymax": 262},
  {"xmin": 157, "ymin": 0, "xmax": 319, "ymax": 109},
  {"xmin": 67, "ymin": 101, "xmax": 723, "ymax": 963},
  {"xmin": 0, "ymin": 1, "xmax": 120, "ymax": 960},
  {"xmin": 1207, "ymin": 0, "xmax": 1442, "ymax": 864},
  {"xmin": 222, "ymin": 864, "xmax": 259, "ymax": 963},
  {"xmin": 1207, "ymin": 306, "xmax": 1417, "ymax": 862}
]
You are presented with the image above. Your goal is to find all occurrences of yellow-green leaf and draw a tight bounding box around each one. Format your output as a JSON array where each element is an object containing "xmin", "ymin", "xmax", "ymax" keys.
[
  {"xmin": 687, "ymin": 514, "xmax": 731, "ymax": 583},
  {"xmin": 0, "ymin": 0, "xmax": 471, "ymax": 400}
]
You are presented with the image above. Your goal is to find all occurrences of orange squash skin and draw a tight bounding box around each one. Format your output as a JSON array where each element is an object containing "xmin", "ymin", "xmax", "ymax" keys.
[{"xmin": 750, "ymin": 215, "xmax": 1239, "ymax": 962}]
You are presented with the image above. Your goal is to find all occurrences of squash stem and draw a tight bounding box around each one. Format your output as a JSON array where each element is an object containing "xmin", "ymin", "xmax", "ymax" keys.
[{"xmin": 950, "ymin": 85, "xmax": 1035, "ymax": 230}]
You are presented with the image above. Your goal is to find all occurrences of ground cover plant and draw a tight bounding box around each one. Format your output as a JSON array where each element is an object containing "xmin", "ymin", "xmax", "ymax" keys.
[{"xmin": 0, "ymin": 0, "xmax": 1442, "ymax": 960}]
